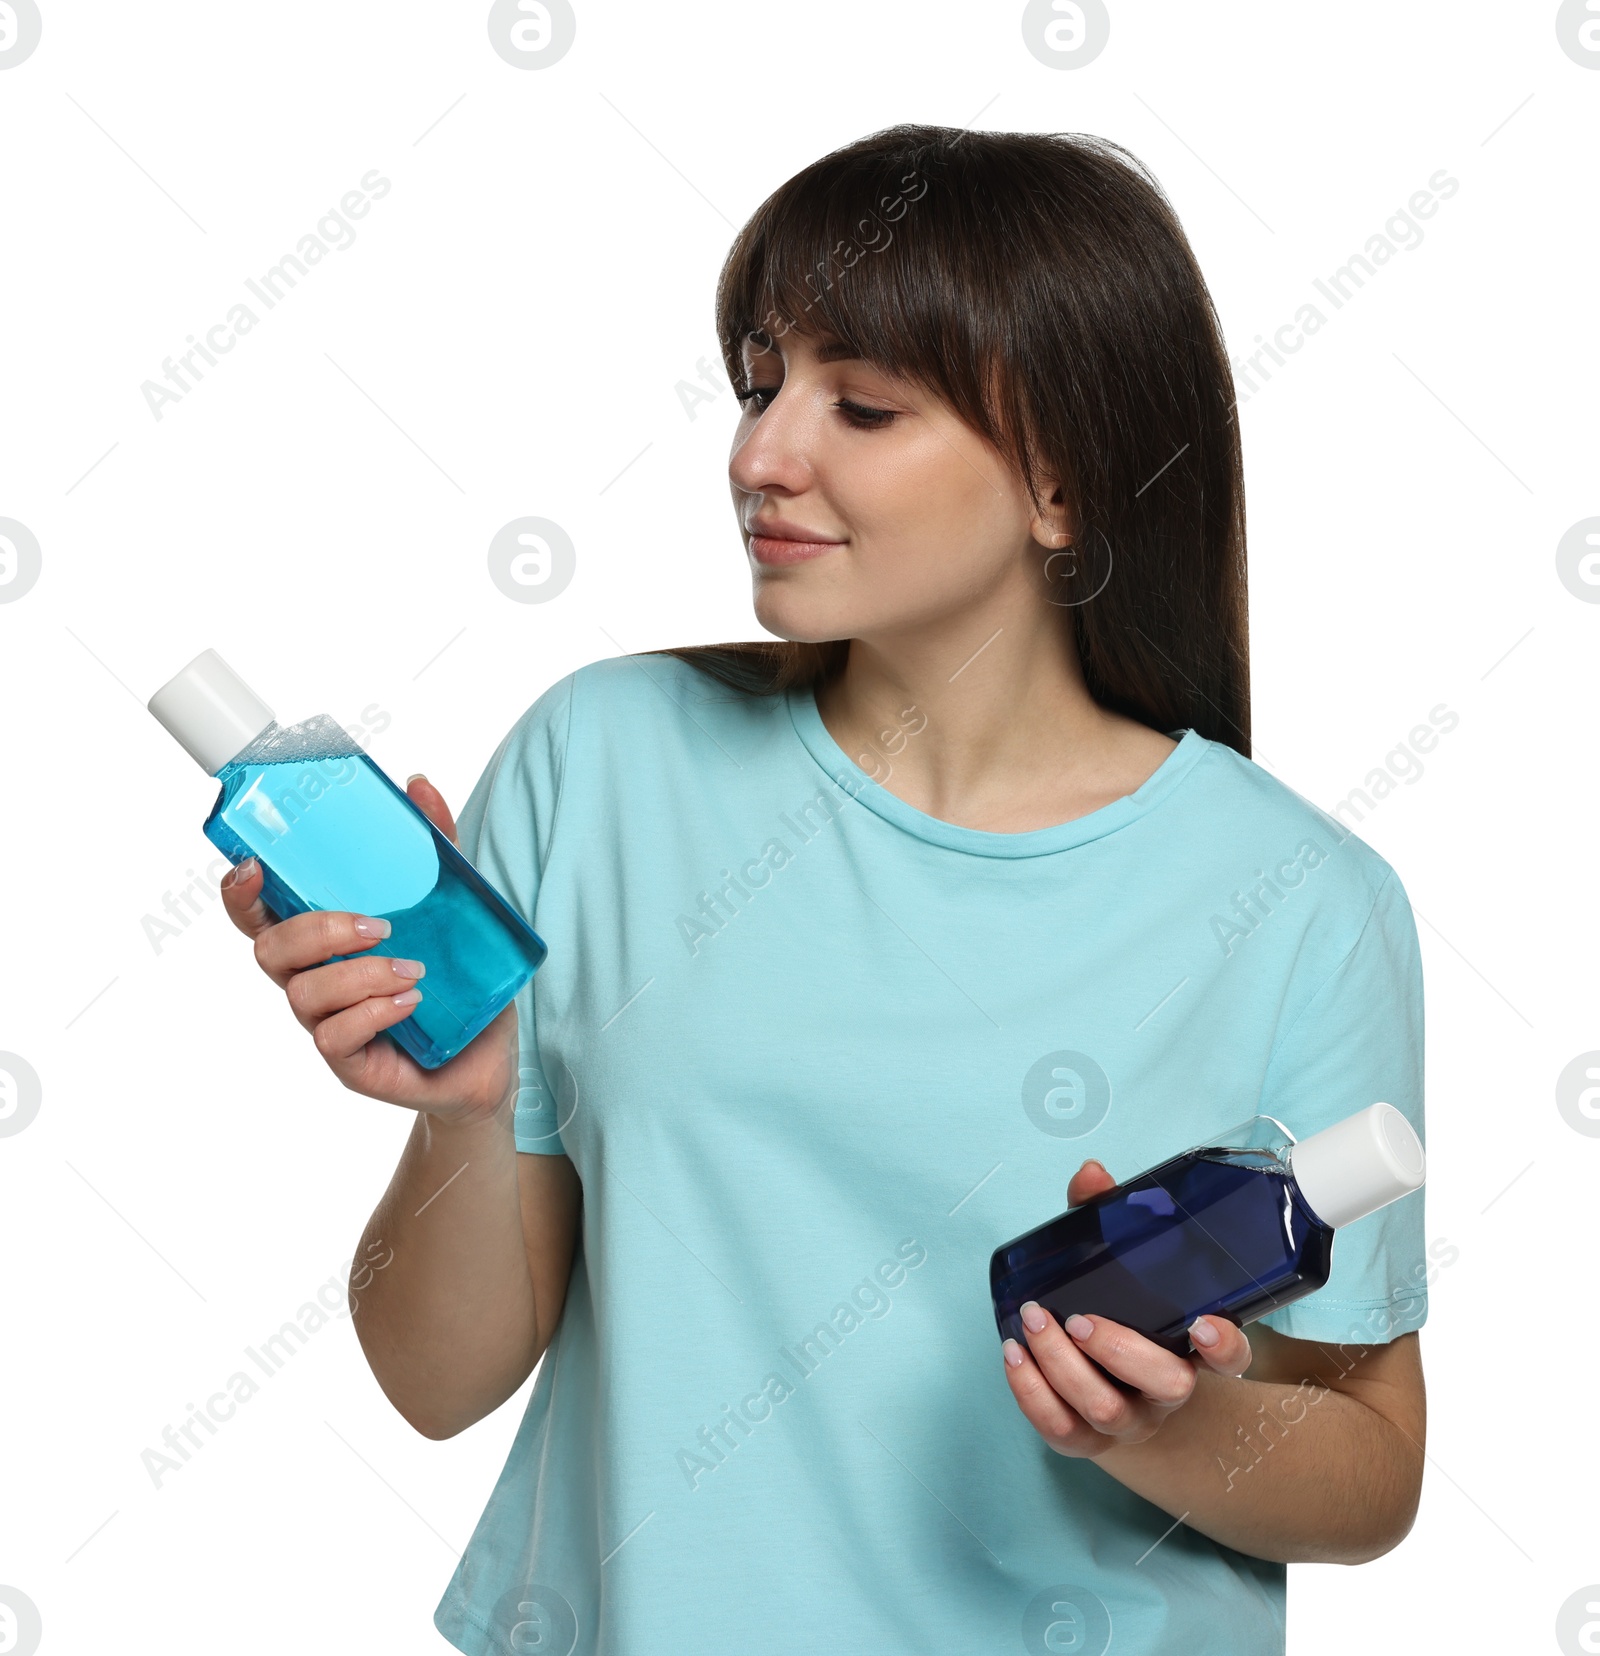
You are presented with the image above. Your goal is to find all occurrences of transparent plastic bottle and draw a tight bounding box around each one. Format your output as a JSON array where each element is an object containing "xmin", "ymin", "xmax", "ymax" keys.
[
  {"xmin": 148, "ymin": 648, "xmax": 547, "ymax": 1070},
  {"xmin": 989, "ymin": 1102, "xmax": 1425, "ymax": 1356}
]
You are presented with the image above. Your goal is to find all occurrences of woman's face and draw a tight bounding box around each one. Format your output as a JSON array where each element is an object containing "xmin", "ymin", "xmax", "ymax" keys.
[{"xmin": 727, "ymin": 327, "xmax": 1066, "ymax": 645}]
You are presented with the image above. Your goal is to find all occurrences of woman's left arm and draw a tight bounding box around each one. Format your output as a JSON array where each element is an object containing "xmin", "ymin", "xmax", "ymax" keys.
[{"xmin": 1003, "ymin": 1161, "xmax": 1426, "ymax": 1566}]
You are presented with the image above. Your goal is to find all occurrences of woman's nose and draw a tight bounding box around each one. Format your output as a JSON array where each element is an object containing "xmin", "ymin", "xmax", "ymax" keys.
[{"xmin": 729, "ymin": 392, "xmax": 817, "ymax": 493}]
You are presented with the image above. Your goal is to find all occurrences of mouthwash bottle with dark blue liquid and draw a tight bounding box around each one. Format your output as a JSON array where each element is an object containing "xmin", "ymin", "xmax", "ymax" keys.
[
  {"xmin": 990, "ymin": 1103, "xmax": 1425, "ymax": 1356},
  {"xmin": 148, "ymin": 648, "xmax": 547, "ymax": 1070}
]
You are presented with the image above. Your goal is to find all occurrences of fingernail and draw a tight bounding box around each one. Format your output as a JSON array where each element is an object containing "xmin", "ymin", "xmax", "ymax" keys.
[
  {"xmin": 391, "ymin": 958, "xmax": 426, "ymax": 979},
  {"xmin": 406, "ymin": 773, "xmax": 427, "ymax": 787},
  {"xmin": 1002, "ymin": 1338, "xmax": 1024, "ymax": 1369},
  {"xmin": 1019, "ymin": 1301, "xmax": 1047, "ymax": 1334},
  {"xmin": 223, "ymin": 857, "xmax": 256, "ymax": 888},
  {"xmin": 353, "ymin": 917, "xmax": 392, "ymax": 939},
  {"xmin": 1064, "ymin": 1314, "xmax": 1093, "ymax": 1341},
  {"xmin": 1084, "ymin": 1160, "xmax": 1107, "ymax": 1176},
  {"xmin": 1188, "ymin": 1317, "xmax": 1219, "ymax": 1347},
  {"xmin": 392, "ymin": 987, "xmax": 422, "ymax": 1007}
]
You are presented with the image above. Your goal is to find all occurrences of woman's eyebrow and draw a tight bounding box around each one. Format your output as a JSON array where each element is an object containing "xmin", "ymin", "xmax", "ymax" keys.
[{"xmin": 740, "ymin": 331, "xmax": 862, "ymax": 365}]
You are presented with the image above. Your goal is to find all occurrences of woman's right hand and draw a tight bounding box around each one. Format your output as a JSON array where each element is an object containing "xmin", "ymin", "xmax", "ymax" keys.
[{"xmin": 219, "ymin": 774, "xmax": 519, "ymax": 1130}]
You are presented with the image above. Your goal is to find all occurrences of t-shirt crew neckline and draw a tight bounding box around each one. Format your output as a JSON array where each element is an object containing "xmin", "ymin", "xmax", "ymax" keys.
[{"xmin": 785, "ymin": 683, "xmax": 1210, "ymax": 859}]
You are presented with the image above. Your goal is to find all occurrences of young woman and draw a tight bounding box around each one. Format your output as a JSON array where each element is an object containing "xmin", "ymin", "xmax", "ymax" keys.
[{"xmin": 221, "ymin": 124, "xmax": 1428, "ymax": 1655}]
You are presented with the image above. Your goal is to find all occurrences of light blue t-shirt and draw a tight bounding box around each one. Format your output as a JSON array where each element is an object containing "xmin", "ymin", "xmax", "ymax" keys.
[{"xmin": 433, "ymin": 653, "xmax": 1429, "ymax": 1656}]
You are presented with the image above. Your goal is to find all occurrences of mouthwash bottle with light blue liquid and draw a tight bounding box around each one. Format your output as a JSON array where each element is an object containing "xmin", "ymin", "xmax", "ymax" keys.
[{"xmin": 148, "ymin": 648, "xmax": 547, "ymax": 1070}]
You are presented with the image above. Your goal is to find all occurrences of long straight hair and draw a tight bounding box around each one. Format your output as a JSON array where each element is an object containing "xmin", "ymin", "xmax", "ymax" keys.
[{"xmin": 645, "ymin": 122, "xmax": 1251, "ymax": 757}]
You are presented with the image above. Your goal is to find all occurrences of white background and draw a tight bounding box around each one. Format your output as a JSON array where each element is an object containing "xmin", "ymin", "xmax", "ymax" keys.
[{"xmin": 1, "ymin": 2, "xmax": 1595, "ymax": 1652}]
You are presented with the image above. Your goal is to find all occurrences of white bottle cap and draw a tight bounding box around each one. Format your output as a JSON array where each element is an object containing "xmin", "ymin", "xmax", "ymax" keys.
[
  {"xmin": 1288, "ymin": 1102, "xmax": 1425, "ymax": 1229},
  {"xmin": 147, "ymin": 648, "xmax": 276, "ymax": 776}
]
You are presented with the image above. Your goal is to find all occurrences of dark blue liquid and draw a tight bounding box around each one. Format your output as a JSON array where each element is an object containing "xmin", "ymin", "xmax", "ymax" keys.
[
  {"xmin": 990, "ymin": 1150, "xmax": 1334, "ymax": 1356},
  {"xmin": 202, "ymin": 736, "xmax": 546, "ymax": 1069}
]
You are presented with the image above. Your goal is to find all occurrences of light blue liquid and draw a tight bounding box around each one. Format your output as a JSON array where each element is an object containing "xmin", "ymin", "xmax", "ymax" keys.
[{"xmin": 202, "ymin": 716, "xmax": 546, "ymax": 1069}]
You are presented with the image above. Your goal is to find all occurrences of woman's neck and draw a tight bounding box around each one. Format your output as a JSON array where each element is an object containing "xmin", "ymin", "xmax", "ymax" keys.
[{"xmin": 813, "ymin": 611, "xmax": 1176, "ymax": 834}]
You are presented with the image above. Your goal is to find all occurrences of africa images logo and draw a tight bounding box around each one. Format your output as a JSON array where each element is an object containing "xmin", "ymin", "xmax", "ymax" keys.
[{"xmin": 674, "ymin": 1240, "xmax": 928, "ymax": 1490}]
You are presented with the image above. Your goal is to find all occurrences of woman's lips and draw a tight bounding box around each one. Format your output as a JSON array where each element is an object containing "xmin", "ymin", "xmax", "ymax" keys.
[{"xmin": 748, "ymin": 531, "xmax": 845, "ymax": 566}]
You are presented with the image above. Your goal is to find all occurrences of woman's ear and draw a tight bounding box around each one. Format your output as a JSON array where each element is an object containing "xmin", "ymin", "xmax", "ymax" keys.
[{"xmin": 1028, "ymin": 483, "xmax": 1075, "ymax": 551}]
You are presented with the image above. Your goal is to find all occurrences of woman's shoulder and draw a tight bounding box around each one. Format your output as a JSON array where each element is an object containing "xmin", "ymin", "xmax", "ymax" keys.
[
  {"xmin": 499, "ymin": 650, "xmax": 787, "ymax": 772},
  {"xmin": 574, "ymin": 650, "xmax": 786, "ymax": 728},
  {"xmin": 465, "ymin": 653, "xmax": 786, "ymax": 857},
  {"xmin": 1183, "ymin": 733, "xmax": 1411, "ymax": 930}
]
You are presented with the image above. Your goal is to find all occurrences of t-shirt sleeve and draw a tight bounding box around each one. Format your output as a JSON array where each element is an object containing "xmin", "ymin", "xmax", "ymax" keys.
[
  {"xmin": 453, "ymin": 673, "xmax": 575, "ymax": 1156},
  {"xmin": 1254, "ymin": 867, "xmax": 1430, "ymax": 1346}
]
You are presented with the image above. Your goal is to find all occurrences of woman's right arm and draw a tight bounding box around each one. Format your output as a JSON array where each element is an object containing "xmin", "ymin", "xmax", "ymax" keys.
[
  {"xmin": 219, "ymin": 776, "xmax": 581, "ymax": 1440},
  {"xmin": 349, "ymin": 1094, "xmax": 582, "ymax": 1439}
]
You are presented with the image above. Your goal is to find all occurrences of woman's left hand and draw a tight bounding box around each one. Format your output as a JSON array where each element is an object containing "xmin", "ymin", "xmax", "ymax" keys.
[{"xmin": 1002, "ymin": 1158, "xmax": 1255, "ymax": 1460}]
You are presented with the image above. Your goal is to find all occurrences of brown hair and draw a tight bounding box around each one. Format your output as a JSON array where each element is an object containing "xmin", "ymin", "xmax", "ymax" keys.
[{"xmin": 643, "ymin": 121, "xmax": 1251, "ymax": 757}]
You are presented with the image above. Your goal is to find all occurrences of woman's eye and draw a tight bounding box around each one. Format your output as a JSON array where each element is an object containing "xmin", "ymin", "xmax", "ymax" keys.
[
  {"xmin": 732, "ymin": 386, "xmax": 896, "ymax": 430},
  {"xmin": 834, "ymin": 398, "xmax": 896, "ymax": 429}
]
